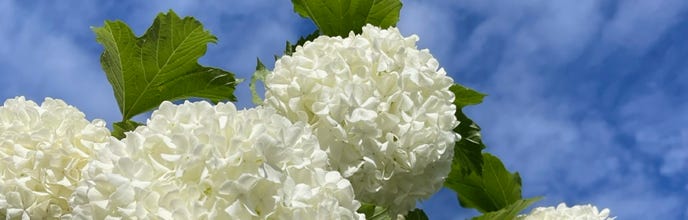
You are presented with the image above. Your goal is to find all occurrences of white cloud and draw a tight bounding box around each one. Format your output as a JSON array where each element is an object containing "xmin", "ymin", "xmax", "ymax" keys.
[
  {"xmin": 399, "ymin": 0, "xmax": 688, "ymax": 219},
  {"xmin": 602, "ymin": 0, "xmax": 688, "ymax": 54},
  {"xmin": 0, "ymin": 0, "xmax": 117, "ymax": 121},
  {"xmin": 618, "ymin": 90, "xmax": 688, "ymax": 177},
  {"xmin": 398, "ymin": 1, "xmax": 458, "ymax": 62},
  {"xmin": 593, "ymin": 172, "xmax": 687, "ymax": 219}
]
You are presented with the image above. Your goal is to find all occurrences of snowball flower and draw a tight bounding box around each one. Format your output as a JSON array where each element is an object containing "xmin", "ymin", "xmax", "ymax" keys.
[
  {"xmin": 518, "ymin": 203, "xmax": 615, "ymax": 220},
  {"xmin": 71, "ymin": 101, "xmax": 363, "ymax": 220},
  {"xmin": 0, "ymin": 97, "xmax": 111, "ymax": 219},
  {"xmin": 265, "ymin": 24, "xmax": 459, "ymax": 215}
]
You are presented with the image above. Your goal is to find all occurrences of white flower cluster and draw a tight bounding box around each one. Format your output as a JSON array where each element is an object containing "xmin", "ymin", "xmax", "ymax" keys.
[
  {"xmin": 0, "ymin": 97, "xmax": 110, "ymax": 219},
  {"xmin": 71, "ymin": 101, "xmax": 363, "ymax": 220},
  {"xmin": 518, "ymin": 203, "xmax": 615, "ymax": 220},
  {"xmin": 265, "ymin": 24, "xmax": 459, "ymax": 215}
]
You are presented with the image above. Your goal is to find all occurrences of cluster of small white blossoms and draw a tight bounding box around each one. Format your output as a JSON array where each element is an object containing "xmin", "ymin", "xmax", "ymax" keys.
[
  {"xmin": 265, "ymin": 24, "xmax": 459, "ymax": 215},
  {"xmin": 71, "ymin": 101, "xmax": 363, "ymax": 219},
  {"xmin": 518, "ymin": 203, "xmax": 615, "ymax": 220},
  {"xmin": 0, "ymin": 97, "xmax": 111, "ymax": 219}
]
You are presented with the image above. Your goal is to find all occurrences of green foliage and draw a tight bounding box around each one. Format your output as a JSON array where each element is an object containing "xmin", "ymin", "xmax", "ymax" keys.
[
  {"xmin": 452, "ymin": 111, "xmax": 486, "ymax": 176},
  {"xmin": 448, "ymin": 84, "xmax": 487, "ymax": 176},
  {"xmin": 472, "ymin": 197, "xmax": 541, "ymax": 220},
  {"xmin": 112, "ymin": 120, "xmax": 143, "ymax": 139},
  {"xmin": 450, "ymin": 84, "xmax": 486, "ymax": 108},
  {"xmin": 445, "ymin": 84, "xmax": 539, "ymax": 218},
  {"xmin": 446, "ymin": 153, "xmax": 525, "ymax": 213},
  {"xmin": 291, "ymin": 0, "xmax": 402, "ymax": 37},
  {"xmin": 94, "ymin": 10, "xmax": 238, "ymax": 123},
  {"xmin": 250, "ymin": 58, "xmax": 270, "ymax": 105}
]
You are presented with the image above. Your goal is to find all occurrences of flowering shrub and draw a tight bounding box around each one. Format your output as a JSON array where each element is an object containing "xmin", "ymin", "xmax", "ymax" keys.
[
  {"xmin": 265, "ymin": 24, "xmax": 458, "ymax": 215},
  {"xmin": 0, "ymin": 97, "xmax": 110, "ymax": 219},
  {"xmin": 71, "ymin": 101, "xmax": 363, "ymax": 219},
  {"xmin": 518, "ymin": 203, "xmax": 614, "ymax": 220},
  {"xmin": 0, "ymin": 1, "xmax": 616, "ymax": 219}
]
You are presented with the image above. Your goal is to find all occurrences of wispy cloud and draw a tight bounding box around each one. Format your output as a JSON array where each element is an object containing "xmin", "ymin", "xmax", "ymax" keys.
[
  {"xmin": 0, "ymin": 0, "xmax": 117, "ymax": 121},
  {"xmin": 601, "ymin": 0, "xmax": 688, "ymax": 54},
  {"xmin": 400, "ymin": 0, "xmax": 688, "ymax": 219}
]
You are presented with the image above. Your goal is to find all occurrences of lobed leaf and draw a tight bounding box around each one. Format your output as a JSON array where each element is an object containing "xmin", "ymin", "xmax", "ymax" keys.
[
  {"xmin": 291, "ymin": 0, "xmax": 402, "ymax": 37},
  {"xmin": 94, "ymin": 10, "xmax": 238, "ymax": 121}
]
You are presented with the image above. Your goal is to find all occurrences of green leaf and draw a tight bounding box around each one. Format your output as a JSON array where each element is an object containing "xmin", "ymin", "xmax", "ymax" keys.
[
  {"xmin": 112, "ymin": 120, "xmax": 144, "ymax": 139},
  {"xmin": 94, "ymin": 10, "xmax": 238, "ymax": 121},
  {"xmin": 449, "ymin": 110, "xmax": 487, "ymax": 176},
  {"xmin": 291, "ymin": 0, "xmax": 402, "ymax": 37},
  {"xmin": 358, "ymin": 203, "xmax": 393, "ymax": 220},
  {"xmin": 450, "ymin": 84, "xmax": 486, "ymax": 108},
  {"xmin": 447, "ymin": 83, "xmax": 487, "ymax": 176},
  {"xmin": 250, "ymin": 58, "xmax": 270, "ymax": 105},
  {"xmin": 446, "ymin": 153, "xmax": 524, "ymax": 213},
  {"xmin": 472, "ymin": 197, "xmax": 542, "ymax": 220},
  {"xmin": 285, "ymin": 30, "xmax": 319, "ymax": 56},
  {"xmin": 405, "ymin": 209, "xmax": 429, "ymax": 220}
]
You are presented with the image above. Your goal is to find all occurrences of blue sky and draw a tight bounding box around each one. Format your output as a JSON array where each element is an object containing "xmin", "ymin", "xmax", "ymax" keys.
[{"xmin": 1, "ymin": 0, "xmax": 686, "ymax": 219}]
